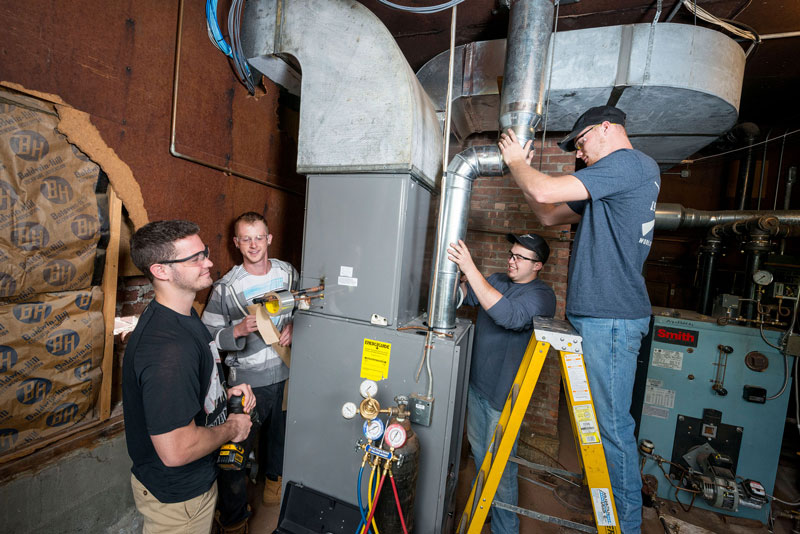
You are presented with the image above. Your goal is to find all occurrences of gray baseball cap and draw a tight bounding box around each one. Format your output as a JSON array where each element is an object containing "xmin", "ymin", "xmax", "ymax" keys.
[{"xmin": 558, "ymin": 105, "xmax": 627, "ymax": 152}]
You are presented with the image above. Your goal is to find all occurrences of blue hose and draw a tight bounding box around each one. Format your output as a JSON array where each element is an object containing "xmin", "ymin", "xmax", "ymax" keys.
[{"xmin": 356, "ymin": 465, "xmax": 369, "ymax": 534}]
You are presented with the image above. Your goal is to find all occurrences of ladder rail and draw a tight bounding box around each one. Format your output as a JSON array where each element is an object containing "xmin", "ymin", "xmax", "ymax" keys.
[{"xmin": 458, "ymin": 322, "xmax": 623, "ymax": 534}]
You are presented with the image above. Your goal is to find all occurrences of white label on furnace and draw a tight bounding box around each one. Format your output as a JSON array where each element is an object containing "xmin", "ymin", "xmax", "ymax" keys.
[
  {"xmin": 652, "ymin": 347, "xmax": 683, "ymax": 370},
  {"xmin": 645, "ymin": 379, "xmax": 675, "ymax": 409},
  {"xmin": 340, "ymin": 266, "xmax": 354, "ymax": 277},
  {"xmin": 564, "ymin": 353, "xmax": 591, "ymax": 403},
  {"xmin": 338, "ymin": 276, "xmax": 358, "ymax": 287}
]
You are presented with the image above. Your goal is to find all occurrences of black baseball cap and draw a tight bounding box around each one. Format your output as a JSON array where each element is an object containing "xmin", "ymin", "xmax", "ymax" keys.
[
  {"xmin": 506, "ymin": 233, "xmax": 550, "ymax": 263},
  {"xmin": 558, "ymin": 105, "xmax": 627, "ymax": 152}
]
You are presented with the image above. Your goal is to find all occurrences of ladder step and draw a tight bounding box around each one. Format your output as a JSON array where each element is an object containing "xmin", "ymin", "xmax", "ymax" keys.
[{"xmin": 492, "ymin": 501, "xmax": 597, "ymax": 534}]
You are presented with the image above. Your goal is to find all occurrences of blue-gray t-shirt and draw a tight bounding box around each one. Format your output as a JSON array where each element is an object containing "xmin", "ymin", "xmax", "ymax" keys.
[
  {"xmin": 566, "ymin": 149, "xmax": 660, "ymax": 319},
  {"xmin": 465, "ymin": 274, "xmax": 556, "ymax": 411}
]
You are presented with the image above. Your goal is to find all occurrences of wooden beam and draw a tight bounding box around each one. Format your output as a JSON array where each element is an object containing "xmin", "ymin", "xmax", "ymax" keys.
[{"xmin": 99, "ymin": 186, "xmax": 122, "ymax": 420}]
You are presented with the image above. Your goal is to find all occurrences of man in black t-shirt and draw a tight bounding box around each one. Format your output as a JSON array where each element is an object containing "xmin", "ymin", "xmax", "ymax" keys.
[{"xmin": 123, "ymin": 220, "xmax": 254, "ymax": 534}]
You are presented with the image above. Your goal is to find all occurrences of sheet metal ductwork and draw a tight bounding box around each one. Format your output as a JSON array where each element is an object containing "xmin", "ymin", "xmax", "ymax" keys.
[
  {"xmin": 428, "ymin": 0, "xmax": 554, "ymax": 331},
  {"xmin": 499, "ymin": 0, "xmax": 554, "ymax": 146},
  {"xmin": 428, "ymin": 146, "xmax": 506, "ymax": 329},
  {"xmin": 655, "ymin": 204, "xmax": 800, "ymax": 230},
  {"xmin": 241, "ymin": 0, "xmax": 442, "ymax": 186},
  {"xmin": 417, "ymin": 24, "xmax": 746, "ymax": 166}
]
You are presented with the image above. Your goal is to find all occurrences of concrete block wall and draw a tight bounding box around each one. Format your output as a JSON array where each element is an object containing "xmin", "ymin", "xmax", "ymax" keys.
[{"xmin": 0, "ymin": 434, "xmax": 140, "ymax": 534}]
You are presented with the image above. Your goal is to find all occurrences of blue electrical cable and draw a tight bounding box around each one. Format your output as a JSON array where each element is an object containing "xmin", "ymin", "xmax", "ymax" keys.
[
  {"xmin": 205, "ymin": 0, "xmax": 232, "ymax": 57},
  {"xmin": 356, "ymin": 464, "xmax": 370, "ymax": 534}
]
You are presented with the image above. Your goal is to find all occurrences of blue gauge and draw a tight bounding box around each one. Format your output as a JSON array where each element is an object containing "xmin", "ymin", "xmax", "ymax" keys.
[{"xmin": 362, "ymin": 418, "xmax": 385, "ymax": 441}]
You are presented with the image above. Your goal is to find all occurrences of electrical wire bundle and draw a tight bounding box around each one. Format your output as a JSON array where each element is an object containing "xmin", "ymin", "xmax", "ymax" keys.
[
  {"xmin": 680, "ymin": 0, "xmax": 760, "ymax": 54},
  {"xmin": 375, "ymin": 0, "xmax": 466, "ymax": 14},
  {"xmin": 205, "ymin": 0, "xmax": 257, "ymax": 94}
]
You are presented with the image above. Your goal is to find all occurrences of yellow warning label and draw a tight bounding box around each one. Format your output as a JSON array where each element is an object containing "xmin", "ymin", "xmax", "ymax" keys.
[
  {"xmin": 360, "ymin": 338, "xmax": 391, "ymax": 381},
  {"xmin": 573, "ymin": 404, "xmax": 602, "ymax": 446}
]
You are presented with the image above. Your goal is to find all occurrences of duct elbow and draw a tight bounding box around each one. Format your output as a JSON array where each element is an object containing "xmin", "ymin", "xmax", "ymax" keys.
[{"xmin": 446, "ymin": 145, "xmax": 505, "ymax": 182}]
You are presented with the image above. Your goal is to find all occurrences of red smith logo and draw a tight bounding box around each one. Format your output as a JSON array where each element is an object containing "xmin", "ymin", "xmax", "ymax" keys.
[{"xmin": 655, "ymin": 327, "xmax": 699, "ymax": 347}]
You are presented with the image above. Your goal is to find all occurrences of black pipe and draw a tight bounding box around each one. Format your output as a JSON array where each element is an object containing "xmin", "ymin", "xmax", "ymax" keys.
[
  {"xmin": 731, "ymin": 123, "xmax": 760, "ymax": 210},
  {"xmin": 698, "ymin": 235, "xmax": 721, "ymax": 315},
  {"xmin": 779, "ymin": 166, "xmax": 797, "ymax": 255}
]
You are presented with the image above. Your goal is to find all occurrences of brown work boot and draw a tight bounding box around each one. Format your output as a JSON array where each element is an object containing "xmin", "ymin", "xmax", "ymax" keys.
[
  {"xmin": 263, "ymin": 476, "xmax": 282, "ymax": 505},
  {"xmin": 221, "ymin": 518, "xmax": 249, "ymax": 534},
  {"xmin": 213, "ymin": 506, "xmax": 250, "ymax": 534}
]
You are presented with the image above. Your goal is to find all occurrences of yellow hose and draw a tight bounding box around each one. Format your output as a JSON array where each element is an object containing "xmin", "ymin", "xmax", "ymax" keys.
[{"xmin": 363, "ymin": 464, "xmax": 381, "ymax": 534}]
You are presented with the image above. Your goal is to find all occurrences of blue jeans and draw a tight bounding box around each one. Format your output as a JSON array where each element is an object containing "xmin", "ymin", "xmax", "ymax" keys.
[
  {"xmin": 567, "ymin": 315, "xmax": 650, "ymax": 534},
  {"xmin": 466, "ymin": 385, "xmax": 519, "ymax": 534}
]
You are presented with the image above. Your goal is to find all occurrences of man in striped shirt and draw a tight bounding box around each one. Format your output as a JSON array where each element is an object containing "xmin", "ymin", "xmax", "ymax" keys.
[{"xmin": 201, "ymin": 212, "xmax": 297, "ymax": 532}]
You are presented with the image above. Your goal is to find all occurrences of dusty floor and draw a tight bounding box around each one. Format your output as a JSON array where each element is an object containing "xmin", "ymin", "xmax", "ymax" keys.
[{"xmin": 244, "ymin": 393, "xmax": 798, "ymax": 533}]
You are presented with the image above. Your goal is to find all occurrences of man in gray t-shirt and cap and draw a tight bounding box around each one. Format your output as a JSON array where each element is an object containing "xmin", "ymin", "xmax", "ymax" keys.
[
  {"xmin": 498, "ymin": 106, "xmax": 660, "ymax": 534},
  {"xmin": 448, "ymin": 233, "xmax": 555, "ymax": 534}
]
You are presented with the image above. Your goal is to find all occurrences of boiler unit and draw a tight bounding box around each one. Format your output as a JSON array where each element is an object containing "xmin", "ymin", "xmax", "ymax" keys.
[{"xmin": 633, "ymin": 311, "xmax": 795, "ymax": 523}]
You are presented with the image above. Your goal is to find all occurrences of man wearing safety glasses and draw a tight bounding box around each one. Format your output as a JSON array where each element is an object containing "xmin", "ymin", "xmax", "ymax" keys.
[
  {"xmin": 499, "ymin": 106, "xmax": 660, "ymax": 534},
  {"xmin": 201, "ymin": 211, "xmax": 298, "ymax": 533},
  {"xmin": 448, "ymin": 233, "xmax": 556, "ymax": 534},
  {"xmin": 122, "ymin": 220, "xmax": 255, "ymax": 534}
]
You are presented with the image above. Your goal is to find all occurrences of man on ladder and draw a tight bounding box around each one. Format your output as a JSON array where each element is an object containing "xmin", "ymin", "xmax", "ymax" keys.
[
  {"xmin": 448, "ymin": 233, "xmax": 556, "ymax": 534},
  {"xmin": 499, "ymin": 105, "xmax": 660, "ymax": 533}
]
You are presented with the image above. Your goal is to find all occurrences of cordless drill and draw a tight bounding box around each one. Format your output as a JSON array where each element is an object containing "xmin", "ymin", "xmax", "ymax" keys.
[{"xmin": 217, "ymin": 393, "xmax": 260, "ymax": 470}]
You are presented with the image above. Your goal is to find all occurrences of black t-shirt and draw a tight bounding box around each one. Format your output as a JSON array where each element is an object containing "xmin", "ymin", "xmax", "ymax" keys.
[{"xmin": 122, "ymin": 299, "xmax": 227, "ymax": 503}]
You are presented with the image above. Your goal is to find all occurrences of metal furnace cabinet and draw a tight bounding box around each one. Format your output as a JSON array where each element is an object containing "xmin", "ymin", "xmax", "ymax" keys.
[{"xmin": 283, "ymin": 312, "xmax": 473, "ymax": 533}]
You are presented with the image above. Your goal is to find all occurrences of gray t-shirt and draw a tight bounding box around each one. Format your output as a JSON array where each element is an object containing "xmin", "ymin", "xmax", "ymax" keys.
[{"xmin": 566, "ymin": 148, "xmax": 660, "ymax": 319}]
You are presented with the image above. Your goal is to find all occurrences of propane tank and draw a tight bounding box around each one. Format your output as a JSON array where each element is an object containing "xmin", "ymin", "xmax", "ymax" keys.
[{"xmin": 374, "ymin": 415, "xmax": 419, "ymax": 533}]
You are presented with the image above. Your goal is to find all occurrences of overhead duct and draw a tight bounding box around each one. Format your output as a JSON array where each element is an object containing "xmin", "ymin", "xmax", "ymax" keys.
[
  {"xmin": 417, "ymin": 24, "xmax": 746, "ymax": 165},
  {"xmin": 241, "ymin": 0, "xmax": 442, "ymax": 186},
  {"xmin": 428, "ymin": 0, "xmax": 554, "ymax": 331}
]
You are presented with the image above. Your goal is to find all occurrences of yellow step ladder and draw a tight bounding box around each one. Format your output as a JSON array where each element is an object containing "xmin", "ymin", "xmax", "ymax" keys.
[{"xmin": 457, "ymin": 318, "xmax": 621, "ymax": 534}]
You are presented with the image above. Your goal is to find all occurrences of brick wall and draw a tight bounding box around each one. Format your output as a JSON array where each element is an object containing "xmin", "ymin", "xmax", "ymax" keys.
[
  {"xmin": 116, "ymin": 276, "xmax": 154, "ymax": 317},
  {"xmin": 458, "ymin": 134, "xmax": 576, "ymax": 462}
]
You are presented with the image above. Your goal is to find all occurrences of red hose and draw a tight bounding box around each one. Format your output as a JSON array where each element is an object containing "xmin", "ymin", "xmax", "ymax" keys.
[
  {"xmin": 361, "ymin": 471, "xmax": 388, "ymax": 534},
  {"xmin": 390, "ymin": 475, "xmax": 409, "ymax": 534}
]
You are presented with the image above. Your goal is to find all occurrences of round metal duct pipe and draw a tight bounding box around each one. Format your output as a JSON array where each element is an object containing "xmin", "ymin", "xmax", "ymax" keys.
[
  {"xmin": 428, "ymin": 146, "xmax": 504, "ymax": 330},
  {"xmin": 428, "ymin": 0, "xmax": 554, "ymax": 331},
  {"xmin": 655, "ymin": 203, "xmax": 800, "ymax": 230},
  {"xmin": 499, "ymin": 0, "xmax": 554, "ymax": 146}
]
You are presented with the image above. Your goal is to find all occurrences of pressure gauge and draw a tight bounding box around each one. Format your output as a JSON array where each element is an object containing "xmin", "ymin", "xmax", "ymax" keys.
[
  {"xmin": 384, "ymin": 423, "xmax": 407, "ymax": 449},
  {"xmin": 341, "ymin": 402, "xmax": 358, "ymax": 420},
  {"xmin": 753, "ymin": 270, "xmax": 773, "ymax": 286},
  {"xmin": 362, "ymin": 418, "xmax": 385, "ymax": 441},
  {"xmin": 359, "ymin": 379, "xmax": 378, "ymax": 398}
]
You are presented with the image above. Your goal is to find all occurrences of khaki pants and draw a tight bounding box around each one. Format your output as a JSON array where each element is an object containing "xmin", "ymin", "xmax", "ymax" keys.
[{"xmin": 131, "ymin": 474, "xmax": 218, "ymax": 534}]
